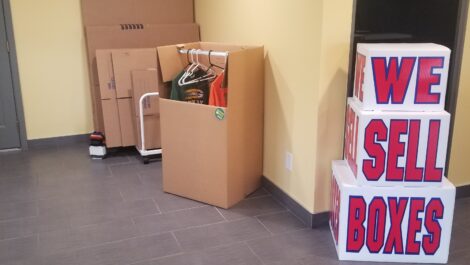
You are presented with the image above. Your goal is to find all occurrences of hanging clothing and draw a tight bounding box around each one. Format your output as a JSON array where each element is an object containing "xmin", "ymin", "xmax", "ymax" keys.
[
  {"xmin": 171, "ymin": 69, "xmax": 210, "ymax": 104},
  {"xmin": 208, "ymin": 73, "xmax": 228, "ymax": 108}
]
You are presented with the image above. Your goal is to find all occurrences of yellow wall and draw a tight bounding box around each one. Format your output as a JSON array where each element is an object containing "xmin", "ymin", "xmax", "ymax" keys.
[
  {"xmin": 10, "ymin": 0, "xmax": 92, "ymax": 140},
  {"xmin": 448, "ymin": 14, "xmax": 470, "ymax": 186},
  {"xmin": 195, "ymin": 0, "xmax": 353, "ymax": 213}
]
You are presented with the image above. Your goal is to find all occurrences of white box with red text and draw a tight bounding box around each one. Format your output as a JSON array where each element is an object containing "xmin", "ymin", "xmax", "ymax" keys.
[
  {"xmin": 330, "ymin": 160, "xmax": 455, "ymax": 264},
  {"xmin": 344, "ymin": 97, "xmax": 450, "ymax": 187},
  {"xmin": 353, "ymin": 43, "xmax": 450, "ymax": 111}
]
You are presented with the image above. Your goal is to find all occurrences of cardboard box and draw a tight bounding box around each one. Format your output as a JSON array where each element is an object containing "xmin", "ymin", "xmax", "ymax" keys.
[
  {"xmin": 132, "ymin": 69, "xmax": 163, "ymax": 150},
  {"xmin": 135, "ymin": 115, "xmax": 161, "ymax": 151},
  {"xmin": 96, "ymin": 50, "xmax": 116, "ymax": 100},
  {"xmin": 157, "ymin": 42, "xmax": 264, "ymax": 208},
  {"xmin": 344, "ymin": 97, "xmax": 450, "ymax": 187},
  {"xmin": 101, "ymin": 98, "xmax": 121, "ymax": 148},
  {"xmin": 330, "ymin": 160, "xmax": 455, "ymax": 264},
  {"xmin": 81, "ymin": 0, "xmax": 194, "ymax": 27},
  {"xmin": 353, "ymin": 43, "xmax": 450, "ymax": 111},
  {"xmin": 117, "ymin": 98, "xmax": 136, "ymax": 147},
  {"xmin": 84, "ymin": 23, "xmax": 200, "ymax": 131},
  {"xmin": 132, "ymin": 69, "xmax": 161, "ymax": 116},
  {"xmin": 112, "ymin": 48, "xmax": 158, "ymax": 98}
]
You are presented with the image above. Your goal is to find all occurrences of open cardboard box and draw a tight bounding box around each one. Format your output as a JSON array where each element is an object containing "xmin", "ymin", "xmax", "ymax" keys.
[{"xmin": 157, "ymin": 42, "xmax": 265, "ymax": 208}]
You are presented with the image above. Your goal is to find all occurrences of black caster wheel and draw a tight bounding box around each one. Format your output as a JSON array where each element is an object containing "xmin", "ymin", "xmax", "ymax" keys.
[{"xmin": 143, "ymin": 157, "xmax": 150, "ymax": 164}]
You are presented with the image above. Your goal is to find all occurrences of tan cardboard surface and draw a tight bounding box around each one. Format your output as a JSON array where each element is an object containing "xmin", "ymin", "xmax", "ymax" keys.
[
  {"xmin": 226, "ymin": 46, "xmax": 265, "ymax": 205},
  {"xmin": 117, "ymin": 98, "xmax": 136, "ymax": 147},
  {"xmin": 135, "ymin": 115, "xmax": 161, "ymax": 150},
  {"xmin": 101, "ymin": 99, "xmax": 121, "ymax": 147},
  {"xmin": 160, "ymin": 99, "xmax": 228, "ymax": 207},
  {"xmin": 158, "ymin": 42, "xmax": 264, "ymax": 208},
  {"xmin": 112, "ymin": 49, "xmax": 158, "ymax": 98},
  {"xmin": 96, "ymin": 50, "xmax": 116, "ymax": 100},
  {"xmin": 81, "ymin": 0, "xmax": 194, "ymax": 26},
  {"xmin": 131, "ymin": 69, "xmax": 161, "ymax": 116},
  {"xmin": 84, "ymin": 23, "xmax": 200, "ymax": 131}
]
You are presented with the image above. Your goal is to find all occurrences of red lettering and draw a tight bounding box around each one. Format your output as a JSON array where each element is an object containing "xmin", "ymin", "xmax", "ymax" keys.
[
  {"xmin": 415, "ymin": 57, "xmax": 444, "ymax": 104},
  {"xmin": 363, "ymin": 120, "xmax": 387, "ymax": 181},
  {"xmin": 354, "ymin": 53, "xmax": 366, "ymax": 101},
  {"xmin": 345, "ymin": 106, "xmax": 359, "ymax": 176},
  {"xmin": 347, "ymin": 197, "xmax": 366, "ymax": 252},
  {"xmin": 422, "ymin": 199, "xmax": 444, "ymax": 255},
  {"xmin": 330, "ymin": 176, "xmax": 341, "ymax": 244},
  {"xmin": 406, "ymin": 198, "xmax": 425, "ymax": 254},
  {"xmin": 386, "ymin": 120, "xmax": 408, "ymax": 181},
  {"xmin": 372, "ymin": 57, "xmax": 416, "ymax": 104},
  {"xmin": 384, "ymin": 198, "xmax": 408, "ymax": 254},
  {"xmin": 366, "ymin": 198, "xmax": 387, "ymax": 253},
  {"xmin": 405, "ymin": 120, "xmax": 423, "ymax": 181},
  {"xmin": 424, "ymin": 120, "xmax": 443, "ymax": 182}
]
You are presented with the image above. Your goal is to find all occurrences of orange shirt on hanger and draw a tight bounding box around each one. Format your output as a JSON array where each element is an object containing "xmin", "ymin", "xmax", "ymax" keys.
[{"xmin": 209, "ymin": 73, "xmax": 227, "ymax": 107}]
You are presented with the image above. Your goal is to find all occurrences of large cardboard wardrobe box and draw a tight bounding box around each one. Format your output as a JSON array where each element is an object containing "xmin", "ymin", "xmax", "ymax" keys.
[
  {"xmin": 157, "ymin": 42, "xmax": 265, "ymax": 208},
  {"xmin": 96, "ymin": 48, "xmax": 158, "ymax": 147}
]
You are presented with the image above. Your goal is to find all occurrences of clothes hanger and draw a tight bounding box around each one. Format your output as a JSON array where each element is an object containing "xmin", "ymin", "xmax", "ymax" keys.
[
  {"xmin": 179, "ymin": 49, "xmax": 198, "ymax": 86},
  {"xmin": 181, "ymin": 50, "xmax": 218, "ymax": 85}
]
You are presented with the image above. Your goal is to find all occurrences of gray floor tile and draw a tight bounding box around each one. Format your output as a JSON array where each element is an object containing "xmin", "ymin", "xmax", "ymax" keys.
[
  {"xmin": 0, "ymin": 201, "xmax": 37, "ymax": 221},
  {"xmin": 38, "ymin": 218, "xmax": 138, "ymax": 255},
  {"xmin": 133, "ymin": 206, "xmax": 224, "ymax": 235},
  {"xmin": 134, "ymin": 243, "xmax": 262, "ymax": 265},
  {"xmin": 257, "ymin": 211, "xmax": 306, "ymax": 234},
  {"xmin": 174, "ymin": 218, "xmax": 271, "ymax": 251},
  {"xmin": 247, "ymin": 188, "xmax": 269, "ymax": 198},
  {"xmin": 217, "ymin": 196, "xmax": 285, "ymax": 220},
  {"xmin": 0, "ymin": 235, "xmax": 38, "ymax": 264},
  {"xmin": 75, "ymin": 233, "xmax": 181, "ymax": 265},
  {"xmin": 1, "ymin": 141, "xmax": 470, "ymax": 265},
  {"xmin": 0, "ymin": 219, "xmax": 24, "ymax": 240},
  {"xmin": 153, "ymin": 192, "xmax": 206, "ymax": 213},
  {"xmin": 247, "ymin": 227, "xmax": 336, "ymax": 264}
]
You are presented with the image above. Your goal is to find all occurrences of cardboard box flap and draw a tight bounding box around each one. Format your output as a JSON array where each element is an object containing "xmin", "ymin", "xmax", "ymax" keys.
[
  {"xmin": 157, "ymin": 42, "xmax": 262, "ymax": 82},
  {"xmin": 81, "ymin": 0, "xmax": 194, "ymax": 26}
]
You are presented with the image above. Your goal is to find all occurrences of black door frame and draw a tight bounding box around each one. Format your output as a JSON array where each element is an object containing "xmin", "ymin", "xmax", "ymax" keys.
[
  {"xmin": 346, "ymin": 0, "xmax": 469, "ymax": 176},
  {"xmin": 1, "ymin": 0, "xmax": 27, "ymax": 151}
]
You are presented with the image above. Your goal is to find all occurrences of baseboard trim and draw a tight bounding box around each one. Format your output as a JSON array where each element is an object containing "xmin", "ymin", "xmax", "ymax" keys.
[
  {"xmin": 456, "ymin": 184, "xmax": 470, "ymax": 199},
  {"xmin": 27, "ymin": 134, "xmax": 89, "ymax": 149},
  {"xmin": 261, "ymin": 176, "xmax": 329, "ymax": 228}
]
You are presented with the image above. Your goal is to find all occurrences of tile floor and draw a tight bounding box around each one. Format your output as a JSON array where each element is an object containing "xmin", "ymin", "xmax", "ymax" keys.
[{"xmin": 0, "ymin": 139, "xmax": 469, "ymax": 265}]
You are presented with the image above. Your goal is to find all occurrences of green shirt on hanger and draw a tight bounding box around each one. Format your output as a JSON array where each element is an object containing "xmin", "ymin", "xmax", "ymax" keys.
[{"xmin": 171, "ymin": 69, "xmax": 210, "ymax": 104}]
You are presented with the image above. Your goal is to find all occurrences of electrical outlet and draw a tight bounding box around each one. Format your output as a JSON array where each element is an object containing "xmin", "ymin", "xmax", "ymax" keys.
[{"xmin": 285, "ymin": 152, "xmax": 293, "ymax": 172}]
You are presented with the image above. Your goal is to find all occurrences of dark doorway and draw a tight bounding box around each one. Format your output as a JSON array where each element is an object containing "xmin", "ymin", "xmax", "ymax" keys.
[
  {"xmin": 347, "ymin": 0, "xmax": 469, "ymax": 174},
  {"xmin": 0, "ymin": 0, "xmax": 26, "ymax": 151}
]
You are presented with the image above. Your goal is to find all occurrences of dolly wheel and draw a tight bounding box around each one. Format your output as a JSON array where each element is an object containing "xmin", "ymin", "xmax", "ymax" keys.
[{"xmin": 143, "ymin": 157, "xmax": 150, "ymax": 164}]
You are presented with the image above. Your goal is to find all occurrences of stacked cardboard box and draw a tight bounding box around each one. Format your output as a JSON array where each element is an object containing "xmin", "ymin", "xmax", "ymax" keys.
[
  {"xmin": 330, "ymin": 43, "xmax": 455, "ymax": 264},
  {"xmin": 80, "ymin": 0, "xmax": 200, "ymax": 147}
]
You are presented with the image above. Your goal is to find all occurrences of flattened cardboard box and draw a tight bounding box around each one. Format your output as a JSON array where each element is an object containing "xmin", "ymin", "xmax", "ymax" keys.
[
  {"xmin": 81, "ymin": 0, "xmax": 194, "ymax": 26},
  {"xmin": 84, "ymin": 23, "xmax": 200, "ymax": 131},
  {"xmin": 112, "ymin": 48, "xmax": 158, "ymax": 98},
  {"xmin": 157, "ymin": 42, "xmax": 265, "ymax": 208},
  {"xmin": 132, "ymin": 69, "xmax": 164, "ymax": 150},
  {"xmin": 101, "ymin": 98, "xmax": 121, "ymax": 148},
  {"xmin": 96, "ymin": 50, "xmax": 115, "ymax": 100},
  {"xmin": 117, "ymin": 98, "xmax": 136, "ymax": 147}
]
